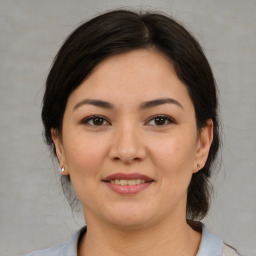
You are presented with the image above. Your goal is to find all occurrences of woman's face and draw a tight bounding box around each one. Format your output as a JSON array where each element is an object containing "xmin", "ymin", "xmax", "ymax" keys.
[{"xmin": 53, "ymin": 49, "xmax": 212, "ymax": 228}]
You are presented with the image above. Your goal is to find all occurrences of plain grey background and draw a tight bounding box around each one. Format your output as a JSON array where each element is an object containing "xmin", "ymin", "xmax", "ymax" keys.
[{"xmin": 0, "ymin": 0, "xmax": 255, "ymax": 255}]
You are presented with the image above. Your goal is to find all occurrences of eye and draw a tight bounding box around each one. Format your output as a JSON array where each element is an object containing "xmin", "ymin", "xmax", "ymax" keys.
[
  {"xmin": 146, "ymin": 115, "xmax": 175, "ymax": 126},
  {"xmin": 81, "ymin": 115, "xmax": 110, "ymax": 126}
]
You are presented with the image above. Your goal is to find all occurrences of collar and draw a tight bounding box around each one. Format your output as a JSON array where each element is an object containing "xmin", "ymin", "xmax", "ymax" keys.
[
  {"xmin": 32, "ymin": 224, "xmax": 222, "ymax": 256},
  {"xmin": 197, "ymin": 223, "xmax": 223, "ymax": 256}
]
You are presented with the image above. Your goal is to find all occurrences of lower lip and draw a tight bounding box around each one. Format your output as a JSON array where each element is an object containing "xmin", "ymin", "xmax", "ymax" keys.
[{"xmin": 104, "ymin": 182, "xmax": 152, "ymax": 195}]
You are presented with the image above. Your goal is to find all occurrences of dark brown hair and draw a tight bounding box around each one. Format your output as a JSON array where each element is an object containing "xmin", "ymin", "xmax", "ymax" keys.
[{"xmin": 42, "ymin": 9, "xmax": 220, "ymax": 220}]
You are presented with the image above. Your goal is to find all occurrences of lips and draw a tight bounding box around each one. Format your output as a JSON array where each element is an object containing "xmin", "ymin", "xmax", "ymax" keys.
[
  {"xmin": 102, "ymin": 173, "xmax": 154, "ymax": 195},
  {"xmin": 104, "ymin": 173, "xmax": 153, "ymax": 181}
]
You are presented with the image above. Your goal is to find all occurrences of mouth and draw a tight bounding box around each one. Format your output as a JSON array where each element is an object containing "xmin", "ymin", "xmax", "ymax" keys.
[
  {"xmin": 102, "ymin": 173, "xmax": 154, "ymax": 195},
  {"xmin": 109, "ymin": 179, "xmax": 148, "ymax": 185}
]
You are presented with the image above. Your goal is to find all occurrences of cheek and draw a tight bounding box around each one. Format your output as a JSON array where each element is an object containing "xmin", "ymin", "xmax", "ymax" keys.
[
  {"xmin": 63, "ymin": 132, "xmax": 108, "ymax": 175},
  {"xmin": 62, "ymin": 133, "xmax": 109, "ymax": 205},
  {"xmin": 146, "ymin": 131, "xmax": 198, "ymax": 214},
  {"xmin": 149, "ymin": 132, "xmax": 197, "ymax": 182}
]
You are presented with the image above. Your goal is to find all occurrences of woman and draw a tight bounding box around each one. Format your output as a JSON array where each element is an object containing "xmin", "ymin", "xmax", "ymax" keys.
[{"xmin": 27, "ymin": 9, "xmax": 242, "ymax": 256}]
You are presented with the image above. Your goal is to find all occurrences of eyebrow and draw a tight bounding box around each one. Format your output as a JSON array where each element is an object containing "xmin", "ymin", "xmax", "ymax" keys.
[
  {"xmin": 73, "ymin": 99, "xmax": 114, "ymax": 110},
  {"xmin": 139, "ymin": 98, "xmax": 183, "ymax": 110},
  {"xmin": 73, "ymin": 98, "xmax": 183, "ymax": 111}
]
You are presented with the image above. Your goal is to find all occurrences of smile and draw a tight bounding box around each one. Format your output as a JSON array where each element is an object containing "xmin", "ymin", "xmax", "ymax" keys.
[
  {"xmin": 103, "ymin": 173, "xmax": 154, "ymax": 195},
  {"xmin": 110, "ymin": 179, "xmax": 146, "ymax": 185}
]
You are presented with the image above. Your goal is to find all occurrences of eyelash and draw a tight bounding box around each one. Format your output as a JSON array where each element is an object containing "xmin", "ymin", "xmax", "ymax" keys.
[
  {"xmin": 81, "ymin": 115, "xmax": 176, "ymax": 127},
  {"xmin": 146, "ymin": 115, "xmax": 176, "ymax": 126},
  {"xmin": 80, "ymin": 115, "xmax": 110, "ymax": 126}
]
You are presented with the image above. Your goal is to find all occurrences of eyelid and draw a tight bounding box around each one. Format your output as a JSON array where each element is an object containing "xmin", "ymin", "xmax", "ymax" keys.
[
  {"xmin": 80, "ymin": 114, "xmax": 176, "ymax": 126},
  {"xmin": 80, "ymin": 115, "xmax": 111, "ymax": 126},
  {"xmin": 145, "ymin": 114, "xmax": 176, "ymax": 126}
]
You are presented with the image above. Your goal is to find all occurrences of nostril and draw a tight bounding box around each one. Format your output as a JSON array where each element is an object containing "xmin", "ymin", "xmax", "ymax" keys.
[
  {"xmin": 109, "ymin": 138, "xmax": 147, "ymax": 163},
  {"xmin": 111, "ymin": 156, "xmax": 142, "ymax": 163}
]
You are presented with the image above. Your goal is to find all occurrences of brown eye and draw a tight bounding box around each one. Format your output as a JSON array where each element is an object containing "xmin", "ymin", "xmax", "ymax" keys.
[
  {"xmin": 81, "ymin": 115, "xmax": 110, "ymax": 126},
  {"xmin": 92, "ymin": 117, "xmax": 104, "ymax": 126},
  {"xmin": 154, "ymin": 116, "xmax": 167, "ymax": 125},
  {"xmin": 147, "ymin": 115, "xmax": 174, "ymax": 126}
]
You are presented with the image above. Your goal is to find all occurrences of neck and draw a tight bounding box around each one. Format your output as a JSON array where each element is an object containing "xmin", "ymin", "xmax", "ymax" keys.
[{"xmin": 78, "ymin": 214, "xmax": 201, "ymax": 256}]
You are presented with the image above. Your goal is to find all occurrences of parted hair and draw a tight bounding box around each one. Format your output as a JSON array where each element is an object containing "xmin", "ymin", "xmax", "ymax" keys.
[{"xmin": 42, "ymin": 9, "xmax": 220, "ymax": 220}]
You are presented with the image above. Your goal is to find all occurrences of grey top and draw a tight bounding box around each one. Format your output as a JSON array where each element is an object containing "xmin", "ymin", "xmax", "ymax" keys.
[{"xmin": 26, "ymin": 224, "xmax": 242, "ymax": 256}]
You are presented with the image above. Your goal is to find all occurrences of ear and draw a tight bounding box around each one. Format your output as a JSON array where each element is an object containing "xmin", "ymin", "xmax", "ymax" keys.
[
  {"xmin": 194, "ymin": 119, "xmax": 213, "ymax": 173},
  {"xmin": 51, "ymin": 128, "xmax": 69, "ymax": 175}
]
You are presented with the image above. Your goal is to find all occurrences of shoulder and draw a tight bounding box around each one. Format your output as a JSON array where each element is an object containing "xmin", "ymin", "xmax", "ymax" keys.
[
  {"xmin": 25, "ymin": 243, "xmax": 68, "ymax": 256},
  {"xmin": 25, "ymin": 227, "xmax": 87, "ymax": 256},
  {"xmin": 197, "ymin": 223, "xmax": 243, "ymax": 256},
  {"xmin": 223, "ymin": 243, "xmax": 245, "ymax": 256}
]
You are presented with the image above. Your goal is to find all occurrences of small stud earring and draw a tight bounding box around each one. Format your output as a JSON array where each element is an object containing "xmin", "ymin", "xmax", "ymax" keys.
[
  {"xmin": 61, "ymin": 167, "xmax": 65, "ymax": 173},
  {"xmin": 197, "ymin": 164, "xmax": 201, "ymax": 170}
]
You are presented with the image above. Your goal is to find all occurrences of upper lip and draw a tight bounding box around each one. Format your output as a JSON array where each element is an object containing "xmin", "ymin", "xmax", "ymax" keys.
[{"xmin": 103, "ymin": 173, "xmax": 154, "ymax": 182}]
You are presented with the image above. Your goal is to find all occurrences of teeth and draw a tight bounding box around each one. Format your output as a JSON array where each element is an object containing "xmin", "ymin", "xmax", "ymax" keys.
[
  {"xmin": 128, "ymin": 180, "xmax": 135, "ymax": 185},
  {"xmin": 120, "ymin": 179, "xmax": 127, "ymax": 185},
  {"xmin": 110, "ymin": 179, "xmax": 146, "ymax": 185}
]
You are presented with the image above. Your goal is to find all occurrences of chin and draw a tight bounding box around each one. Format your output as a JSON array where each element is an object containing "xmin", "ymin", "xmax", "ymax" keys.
[
  {"xmin": 108, "ymin": 216, "xmax": 153, "ymax": 230},
  {"xmin": 103, "ymin": 203, "xmax": 157, "ymax": 229}
]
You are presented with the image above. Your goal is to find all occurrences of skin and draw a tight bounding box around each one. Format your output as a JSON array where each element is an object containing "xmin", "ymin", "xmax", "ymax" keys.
[{"xmin": 52, "ymin": 49, "xmax": 213, "ymax": 256}]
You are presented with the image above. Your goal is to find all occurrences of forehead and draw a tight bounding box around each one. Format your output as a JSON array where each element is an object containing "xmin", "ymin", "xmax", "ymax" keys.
[
  {"xmin": 67, "ymin": 49, "xmax": 193, "ymax": 110},
  {"xmin": 90, "ymin": 49, "xmax": 176, "ymax": 86}
]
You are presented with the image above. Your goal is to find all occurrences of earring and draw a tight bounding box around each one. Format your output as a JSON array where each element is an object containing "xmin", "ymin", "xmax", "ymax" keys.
[
  {"xmin": 197, "ymin": 164, "xmax": 201, "ymax": 170},
  {"xmin": 61, "ymin": 166, "xmax": 65, "ymax": 173}
]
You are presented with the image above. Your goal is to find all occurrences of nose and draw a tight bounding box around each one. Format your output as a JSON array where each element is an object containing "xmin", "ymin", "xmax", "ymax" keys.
[{"xmin": 109, "ymin": 122, "xmax": 147, "ymax": 164}]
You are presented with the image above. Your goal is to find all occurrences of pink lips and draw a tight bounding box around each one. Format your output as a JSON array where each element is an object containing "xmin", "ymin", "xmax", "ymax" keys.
[{"xmin": 103, "ymin": 173, "xmax": 154, "ymax": 195}]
